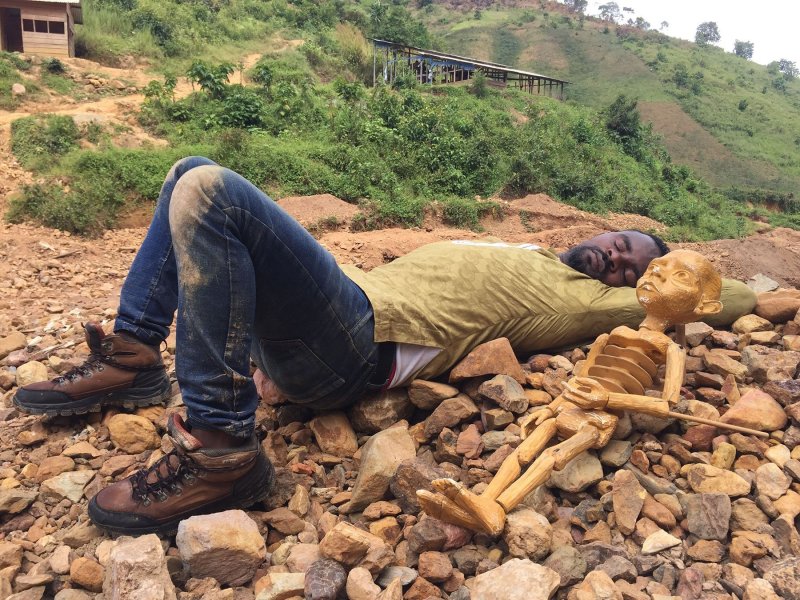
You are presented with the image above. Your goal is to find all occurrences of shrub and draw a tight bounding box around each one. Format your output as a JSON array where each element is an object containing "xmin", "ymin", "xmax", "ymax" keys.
[{"xmin": 11, "ymin": 115, "xmax": 80, "ymax": 170}]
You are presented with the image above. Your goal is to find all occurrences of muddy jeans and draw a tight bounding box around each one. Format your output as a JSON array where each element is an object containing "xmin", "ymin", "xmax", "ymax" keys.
[{"xmin": 115, "ymin": 157, "xmax": 381, "ymax": 437}]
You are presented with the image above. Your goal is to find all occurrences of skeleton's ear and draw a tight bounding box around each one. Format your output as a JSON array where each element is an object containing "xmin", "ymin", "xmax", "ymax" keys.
[{"xmin": 695, "ymin": 299, "xmax": 722, "ymax": 317}]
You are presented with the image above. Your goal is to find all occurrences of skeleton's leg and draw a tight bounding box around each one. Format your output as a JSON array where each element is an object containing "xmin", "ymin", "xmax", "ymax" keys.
[
  {"xmin": 497, "ymin": 424, "xmax": 601, "ymax": 511},
  {"xmin": 417, "ymin": 490, "xmax": 484, "ymax": 531},
  {"xmin": 482, "ymin": 418, "xmax": 557, "ymax": 500}
]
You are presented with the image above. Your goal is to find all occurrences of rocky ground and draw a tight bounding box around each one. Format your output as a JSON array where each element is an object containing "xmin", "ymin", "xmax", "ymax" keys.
[{"xmin": 2, "ymin": 202, "xmax": 800, "ymax": 600}]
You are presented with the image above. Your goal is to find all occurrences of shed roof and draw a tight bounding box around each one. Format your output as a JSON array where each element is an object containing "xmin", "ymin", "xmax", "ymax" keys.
[
  {"xmin": 371, "ymin": 38, "xmax": 569, "ymax": 84},
  {"xmin": 23, "ymin": 0, "xmax": 81, "ymax": 5}
]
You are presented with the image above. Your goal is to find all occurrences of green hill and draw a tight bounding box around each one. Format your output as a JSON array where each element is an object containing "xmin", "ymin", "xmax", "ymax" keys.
[
  {"xmin": 4, "ymin": 0, "xmax": 799, "ymax": 239},
  {"xmin": 423, "ymin": 1, "xmax": 800, "ymax": 195}
]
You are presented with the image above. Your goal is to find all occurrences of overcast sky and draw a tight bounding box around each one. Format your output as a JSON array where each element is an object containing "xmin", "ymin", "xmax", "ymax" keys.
[{"xmin": 587, "ymin": 0, "xmax": 799, "ymax": 65}]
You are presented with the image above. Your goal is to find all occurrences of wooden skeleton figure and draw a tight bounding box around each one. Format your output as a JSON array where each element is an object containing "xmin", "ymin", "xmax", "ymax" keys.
[{"xmin": 417, "ymin": 249, "xmax": 767, "ymax": 536}]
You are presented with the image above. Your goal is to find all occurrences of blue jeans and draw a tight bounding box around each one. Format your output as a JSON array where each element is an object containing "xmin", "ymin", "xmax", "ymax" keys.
[{"xmin": 115, "ymin": 157, "xmax": 381, "ymax": 437}]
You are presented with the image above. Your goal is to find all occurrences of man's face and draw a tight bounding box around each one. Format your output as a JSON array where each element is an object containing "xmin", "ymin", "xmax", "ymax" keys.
[{"xmin": 560, "ymin": 231, "xmax": 662, "ymax": 287}]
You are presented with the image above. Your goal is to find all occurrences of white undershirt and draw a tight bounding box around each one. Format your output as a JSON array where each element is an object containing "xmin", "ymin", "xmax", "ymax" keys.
[{"xmin": 388, "ymin": 343, "xmax": 441, "ymax": 388}]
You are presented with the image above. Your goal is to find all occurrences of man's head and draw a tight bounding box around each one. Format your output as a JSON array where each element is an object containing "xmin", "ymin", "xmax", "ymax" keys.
[
  {"xmin": 559, "ymin": 230, "xmax": 669, "ymax": 287},
  {"xmin": 636, "ymin": 249, "xmax": 722, "ymax": 325}
]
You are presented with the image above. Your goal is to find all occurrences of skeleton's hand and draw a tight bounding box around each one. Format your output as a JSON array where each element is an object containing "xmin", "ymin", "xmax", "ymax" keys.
[
  {"xmin": 520, "ymin": 407, "xmax": 554, "ymax": 438},
  {"xmin": 562, "ymin": 377, "xmax": 609, "ymax": 410}
]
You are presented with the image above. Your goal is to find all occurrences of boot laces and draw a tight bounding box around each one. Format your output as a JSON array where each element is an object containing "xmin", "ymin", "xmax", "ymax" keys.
[
  {"xmin": 130, "ymin": 451, "xmax": 201, "ymax": 506},
  {"xmin": 56, "ymin": 354, "xmax": 107, "ymax": 383}
]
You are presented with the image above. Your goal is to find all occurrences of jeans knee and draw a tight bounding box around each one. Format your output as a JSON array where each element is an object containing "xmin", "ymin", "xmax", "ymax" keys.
[
  {"xmin": 169, "ymin": 165, "xmax": 227, "ymax": 233},
  {"xmin": 169, "ymin": 156, "xmax": 218, "ymax": 181}
]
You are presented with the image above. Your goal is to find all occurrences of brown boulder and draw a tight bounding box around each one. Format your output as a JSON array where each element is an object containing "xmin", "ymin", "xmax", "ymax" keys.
[{"xmin": 449, "ymin": 338, "xmax": 525, "ymax": 384}]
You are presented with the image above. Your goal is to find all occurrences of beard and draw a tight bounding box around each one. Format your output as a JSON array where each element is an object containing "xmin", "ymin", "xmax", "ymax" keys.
[{"xmin": 561, "ymin": 245, "xmax": 610, "ymax": 281}]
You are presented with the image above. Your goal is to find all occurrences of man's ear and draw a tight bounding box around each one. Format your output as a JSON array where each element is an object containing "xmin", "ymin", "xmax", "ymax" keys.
[{"xmin": 694, "ymin": 299, "xmax": 723, "ymax": 317}]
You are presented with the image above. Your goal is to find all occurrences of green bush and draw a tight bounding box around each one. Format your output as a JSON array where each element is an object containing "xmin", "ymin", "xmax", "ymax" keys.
[{"xmin": 11, "ymin": 115, "xmax": 80, "ymax": 170}]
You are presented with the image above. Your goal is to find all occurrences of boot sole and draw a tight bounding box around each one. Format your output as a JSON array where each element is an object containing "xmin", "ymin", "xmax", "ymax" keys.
[
  {"xmin": 13, "ymin": 376, "xmax": 172, "ymax": 417},
  {"xmin": 89, "ymin": 451, "xmax": 276, "ymax": 537}
]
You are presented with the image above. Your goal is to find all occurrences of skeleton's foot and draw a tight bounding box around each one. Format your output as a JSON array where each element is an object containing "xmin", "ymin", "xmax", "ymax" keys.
[
  {"xmin": 417, "ymin": 490, "xmax": 484, "ymax": 531},
  {"xmin": 431, "ymin": 478, "xmax": 506, "ymax": 536}
]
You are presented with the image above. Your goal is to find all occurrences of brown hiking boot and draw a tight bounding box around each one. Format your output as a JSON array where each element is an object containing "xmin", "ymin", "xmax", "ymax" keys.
[
  {"xmin": 88, "ymin": 414, "xmax": 274, "ymax": 536},
  {"xmin": 13, "ymin": 322, "xmax": 170, "ymax": 416}
]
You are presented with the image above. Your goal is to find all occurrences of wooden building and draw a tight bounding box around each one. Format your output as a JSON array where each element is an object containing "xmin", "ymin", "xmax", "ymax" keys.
[
  {"xmin": 0, "ymin": 0, "xmax": 81, "ymax": 58},
  {"xmin": 372, "ymin": 39, "xmax": 568, "ymax": 99}
]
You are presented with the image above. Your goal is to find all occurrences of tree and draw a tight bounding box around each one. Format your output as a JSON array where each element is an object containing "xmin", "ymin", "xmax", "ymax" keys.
[
  {"xmin": 632, "ymin": 16, "xmax": 649, "ymax": 30},
  {"xmin": 659, "ymin": 21, "xmax": 669, "ymax": 31},
  {"xmin": 598, "ymin": 1, "xmax": 621, "ymax": 21},
  {"xmin": 778, "ymin": 59, "xmax": 799, "ymax": 79},
  {"xmin": 563, "ymin": 0, "xmax": 588, "ymax": 14},
  {"xmin": 733, "ymin": 40, "xmax": 754, "ymax": 59},
  {"xmin": 695, "ymin": 21, "xmax": 720, "ymax": 46}
]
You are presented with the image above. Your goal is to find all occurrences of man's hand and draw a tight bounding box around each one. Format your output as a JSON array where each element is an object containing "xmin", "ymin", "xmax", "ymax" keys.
[
  {"xmin": 562, "ymin": 377, "xmax": 609, "ymax": 410},
  {"xmin": 253, "ymin": 369, "xmax": 286, "ymax": 406}
]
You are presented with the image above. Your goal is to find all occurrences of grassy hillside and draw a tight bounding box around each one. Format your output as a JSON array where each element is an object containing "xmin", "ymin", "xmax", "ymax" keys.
[
  {"xmin": 421, "ymin": 2, "xmax": 800, "ymax": 195},
  {"xmin": 5, "ymin": 0, "xmax": 798, "ymax": 239}
]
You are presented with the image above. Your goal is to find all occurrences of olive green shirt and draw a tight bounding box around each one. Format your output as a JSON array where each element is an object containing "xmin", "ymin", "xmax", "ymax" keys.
[{"xmin": 341, "ymin": 241, "xmax": 756, "ymax": 380}]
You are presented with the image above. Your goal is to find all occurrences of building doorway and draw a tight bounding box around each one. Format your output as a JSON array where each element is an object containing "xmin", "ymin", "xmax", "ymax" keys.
[{"xmin": 1, "ymin": 8, "xmax": 24, "ymax": 53}]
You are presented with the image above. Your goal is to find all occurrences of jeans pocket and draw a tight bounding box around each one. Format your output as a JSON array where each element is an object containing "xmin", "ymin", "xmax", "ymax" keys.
[{"xmin": 258, "ymin": 338, "xmax": 345, "ymax": 403}]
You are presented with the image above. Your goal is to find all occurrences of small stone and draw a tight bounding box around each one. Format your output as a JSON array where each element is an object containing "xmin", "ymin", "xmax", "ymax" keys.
[
  {"xmin": 478, "ymin": 375, "xmax": 529, "ymax": 414},
  {"xmin": 176, "ymin": 510, "xmax": 265, "ymax": 586},
  {"xmin": 309, "ymin": 412, "xmax": 358, "ymax": 457},
  {"xmin": 641, "ymin": 530, "xmax": 681, "ymax": 554},
  {"xmin": 449, "ymin": 338, "xmax": 526, "ymax": 385},
  {"xmin": 107, "ymin": 414, "xmax": 161, "ymax": 453},
  {"xmin": 408, "ymin": 380, "xmax": 459, "ymax": 410},
  {"xmin": 710, "ymin": 442, "xmax": 737, "ymax": 470},
  {"xmin": 62, "ymin": 441, "xmax": 102, "ymax": 459},
  {"xmin": 0, "ymin": 488, "xmax": 37, "ymax": 514},
  {"xmin": 468, "ymin": 558, "xmax": 560, "ymax": 600},
  {"xmin": 257, "ymin": 572, "xmax": 305, "ymax": 600},
  {"xmin": 503, "ymin": 507, "xmax": 552, "ymax": 561},
  {"xmin": 261, "ymin": 507, "xmax": 305, "ymax": 535},
  {"xmin": 612, "ymin": 470, "xmax": 646, "ymax": 535},
  {"xmin": 456, "ymin": 424, "xmax": 484, "ymax": 459},
  {"xmin": 600, "ymin": 440, "xmax": 632, "ymax": 468},
  {"xmin": 744, "ymin": 578, "xmax": 781, "ymax": 600},
  {"xmin": 548, "ymin": 451, "xmax": 602, "ymax": 493},
  {"xmin": 684, "ymin": 322, "xmax": 714, "ymax": 346},
  {"xmin": 686, "ymin": 493, "xmax": 731, "ymax": 540},
  {"xmin": 41, "ymin": 470, "xmax": 95, "ymax": 503},
  {"xmin": 731, "ymin": 498, "xmax": 770, "ymax": 530},
  {"xmin": 0, "ymin": 331, "xmax": 26, "ymax": 359},
  {"xmin": 346, "ymin": 567, "xmax": 380, "ymax": 600},
  {"xmin": 389, "ymin": 458, "xmax": 447, "ymax": 514},
  {"xmin": 103, "ymin": 534, "xmax": 176, "ymax": 599},
  {"xmin": 687, "ymin": 539, "xmax": 726, "ymax": 562},
  {"xmin": 733, "ymin": 314, "xmax": 773, "ymax": 334},
  {"xmin": 377, "ymin": 566, "xmax": 417, "ymax": 587},
  {"xmin": 755, "ymin": 290, "xmax": 800, "ymax": 323},
  {"xmin": 722, "ymin": 389, "xmax": 787, "ymax": 432},
  {"xmin": 703, "ymin": 351, "xmax": 747, "ymax": 382},
  {"xmin": 764, "ymin": 556, "xmax": 800, "ymax": 600},
  {"xmin": 418, "ymin": 551, "xmax": 452, "ymax": 583},
  {"xmin": 740, "ymin": 345, "xmax": 800, "ymax": 383},
  {"xmin": 755, "ymin": 463, "xmax": 790, "ymax": 500},
  {"xmin": 570, "ymin": 570, "xmax": 622, "ymax": 599},
  {"xmin": 319, "ymin": 522, "xmax": 372, "ymax": 566},
  {"xmin": 598, "ymin": 555, "xmax": 637, "ymax": 583},
  {"xmin": 349, "ymin": 389, "xmax": 413, "ymax": 434},
  {"xmin": 542, "ymin": 546, "xmax": 586, "ymax": 588},
  {"xmin": 305, "ymin": 559, "xmax": 347, "ymax": 600},
  {"xmin": 16, "ymin": 361, "xmax": 48, "ymax": 387},
  {"xmin": 10, "ymin": 83, "xmax": 25, "ymax": 96},
  {"xmin": 685, "ymin": 464, "xmax": 751, "ymax": 496},
  {"xmin": 34, "ymin": 456, "xmax": 75, "ymax": 482},
  {"xmin": 422, "ymin": 394, "xmax": 479, "ymax": 440},
  {"xmin": 70, "ymin": 557, "xmax": 104, "ymax": 592}
]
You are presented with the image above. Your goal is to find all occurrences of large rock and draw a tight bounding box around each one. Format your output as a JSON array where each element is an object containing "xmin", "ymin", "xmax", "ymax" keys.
[
  {"xmin": 703, "ymin": 351, "xmax": 747, "ymax": 382},
  {"xmin": 70, "ymin": 557, "xmax": 104, "ymax": 593},
  {"xmin": 102, "ymin": 534, "xmax": 176, "ymax": 599},
  {"xmin": 340, "ymin": 426, "xmax": 416, "ymax": 513},
  {"xmin": 389, "ymin": 458, "xmax": 447, "ymax": 514},
  {"xmin": 686, "ymin": 464, "xmax": 751, "ymax": 496},
  {"xmin": 0, "ymin": 488, "xmax": 37, "ymax": 514},
  {"xmin": 740, "ymin": 345, "xmax": 800, "ymax": 383},
  {"xmin": 309, "ymin": 412, "xmax": 358, "ymax": 457},
  {"xmin": 349, "ymin": 390, "xmax": 413, "ymax": 434},
  {"xmin": 686, "ymin": 493, "xmax": 731, "ymax": 540},
  {"xmin": 548, "ymin": 451, "xmax": 603, "ymax": 493},
  {"xmin": 304, "ymin": 559, "xmax": 347, "ymax": 600},
  {"xmin": 756, "ymin": 290, "xmax": 800, "ymax": 323},
  {"xmin": 176, "ymin": 510, "xmax": 265, "ymax": 586},
  {"xmin": 107, "ymin": 414, "xmax": 161, "ymax": 453},
  {"xmin": 449, "ymin": 338, "xmax": 526, "ymax": 385},
  {"xmin": 503, "ymin": 507, "xmax": 552, "ymax": 561},
  {"xmin": 468, "ymin": 558, "xmax": 560, "ymax": 600},
  {"xmin": 720, "ymin": 389, "xmax": 787, "ymax": 432},
  {"xmin": 612, "ymin": 470, "xmax": 645, "ymax": 535}
]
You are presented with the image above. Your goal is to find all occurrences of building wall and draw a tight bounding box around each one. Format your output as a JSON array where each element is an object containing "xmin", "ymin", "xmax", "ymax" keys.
[{"xmin": 0, "ymin": 1, "xmax": 71, "ymax": 57}]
